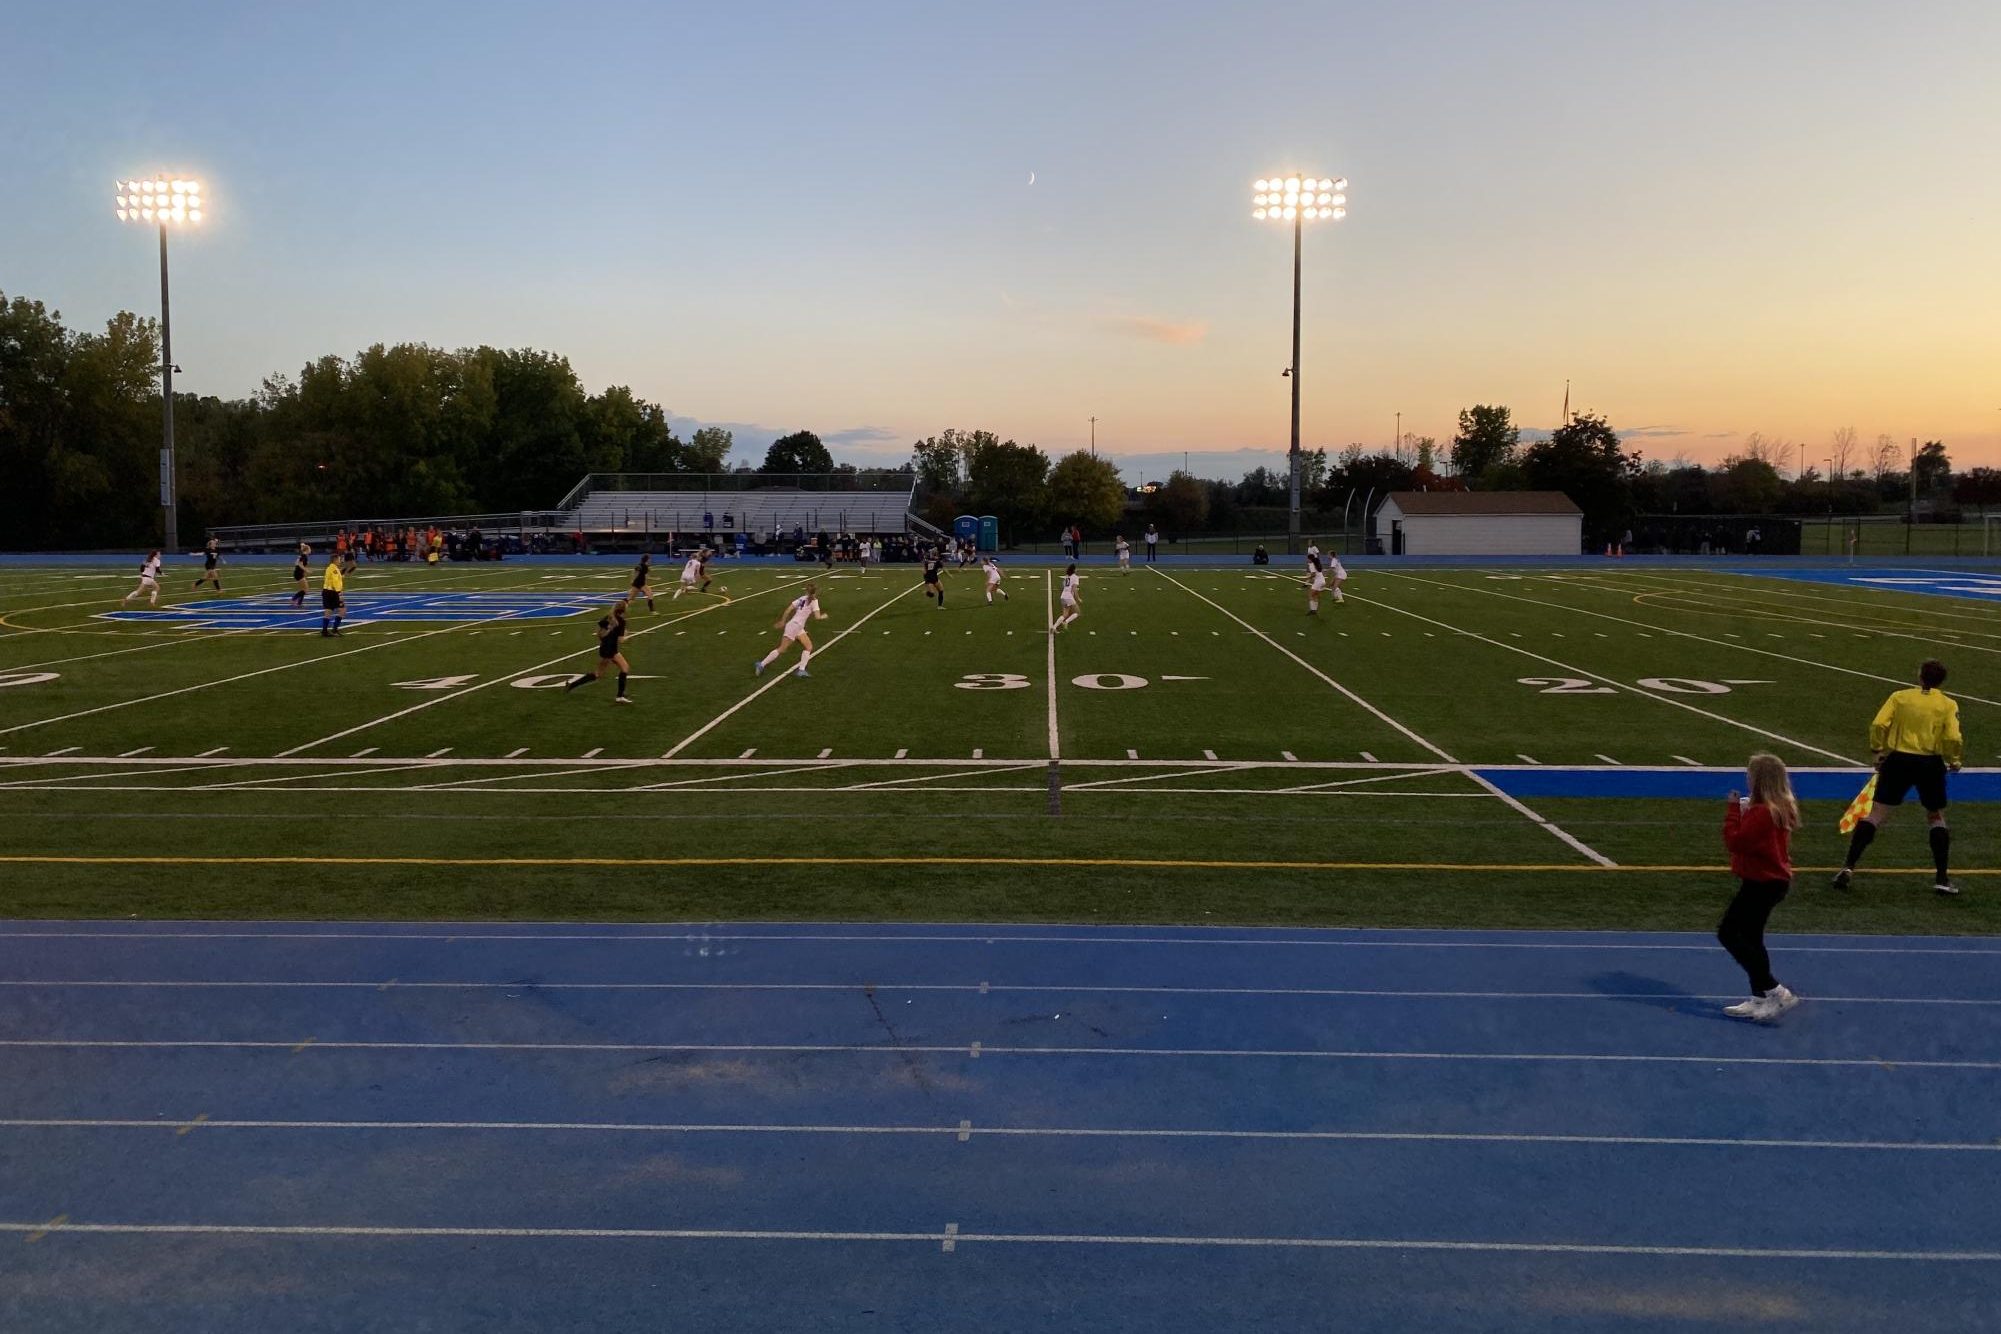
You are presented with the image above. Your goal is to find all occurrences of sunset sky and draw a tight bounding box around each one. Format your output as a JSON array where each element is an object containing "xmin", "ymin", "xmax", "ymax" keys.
[{"xmin": 8, "ymin": 0, "xmax": 1999, "ymax": 479}]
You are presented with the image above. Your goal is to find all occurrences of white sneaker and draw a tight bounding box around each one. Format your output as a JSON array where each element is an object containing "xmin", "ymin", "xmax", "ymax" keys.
[
  {"xmin": 1724, "ymin": 997, "xmax": 1764, "ymax": 1018},
  {"xmin": 1764, "ymin": 985, "xmax": 1799, "ymax": 1018}
]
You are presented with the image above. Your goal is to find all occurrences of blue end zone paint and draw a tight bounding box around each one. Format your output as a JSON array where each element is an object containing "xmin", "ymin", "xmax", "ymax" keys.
[
  {"xmin": 1480, "ymin": 765, "xmax": 2001, "ymax": 801},
  {"xmin": 97, "ymin": 592, "xmax": 603, "ymax": 630},
  {"xmin": 1740, "ymin": 567, "xmax": 2001, "ymax": 602}
]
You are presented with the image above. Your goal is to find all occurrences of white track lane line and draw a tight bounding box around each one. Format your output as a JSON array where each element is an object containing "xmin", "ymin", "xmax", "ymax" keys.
[
  {"xmin": 1344, "ymin": 586, "xmax": 1860, "ymax": 765},
  {"xmin": 276, "ymin": 584, "xmax": 789, "ymax": 757},
  {"xmin": 660, "ymin": 582, "xmax": 921, "ymax": 759},
  {"xmin": 1147, "ymin": 567, "xmax": 1614, "ymax": 867},
  {"xmin": 1, "ymin": 1117, "xmax": 1995, "ymax": 1151},
  {"xmin": 1579, "ymin": 570, "xmax": 2001, "ymax": 653},
  {"xmin": 4, "ymin": 1037, "xmax": 1999, "ymax": 1069}
]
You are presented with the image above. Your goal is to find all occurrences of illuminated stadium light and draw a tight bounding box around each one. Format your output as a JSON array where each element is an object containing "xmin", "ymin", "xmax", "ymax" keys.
[
  {"xmin": 1249, "ymin": 171, "xmax": 1349, "ymax": 544},
  {"xmin": 113, "ymin": 172, "xmax": 210, "ymax": 554}
]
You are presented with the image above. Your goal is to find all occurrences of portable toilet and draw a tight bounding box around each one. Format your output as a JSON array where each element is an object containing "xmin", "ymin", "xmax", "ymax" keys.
[
  {"xmin": 953, "ymin": 515, "xmax": 979, "ymax": 548},
  {"xmin": 978, "ymin": 515, "xmax": 999, "ymax": 552}
]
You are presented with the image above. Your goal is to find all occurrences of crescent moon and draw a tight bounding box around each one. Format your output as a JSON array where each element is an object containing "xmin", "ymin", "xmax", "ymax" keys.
[{"xmin": 1028, "ymin": 172, "xmax": 1035, "ymax": 185}]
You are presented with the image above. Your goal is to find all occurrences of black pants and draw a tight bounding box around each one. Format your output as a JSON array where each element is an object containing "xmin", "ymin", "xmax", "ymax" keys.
[{"xmin": 1717, "ymin": 878, "xmax": 1790, "ymax": 995}]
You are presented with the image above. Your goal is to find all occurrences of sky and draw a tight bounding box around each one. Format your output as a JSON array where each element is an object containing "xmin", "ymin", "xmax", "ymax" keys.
[{"xmin": 6, "ymin": 0, "xmax": 1999, "ymax": 482}]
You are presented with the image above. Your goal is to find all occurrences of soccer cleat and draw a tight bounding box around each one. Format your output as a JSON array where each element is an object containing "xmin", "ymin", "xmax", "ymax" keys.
[
  {"xmin": 614, "ymin": 695, "xmax": 634, "ymax": 704},
  {"xmin": 1935, "ymin": 878, "xmax": 1959, "ymax": 896},
  {"xmin": 794, "ymin": 667, "xmax": 809, "ymax": 678},
  {"xmin": 1723, "ymin": 997, "xmax": 1764, "ymax": 1018},
  {"xmin": 1763, "ymin": 985, "xmax": 1800, "ymax": 1018},
  {"xmin": 1830, "ymin": 867, "xmax": 1852, "ymax": 890},
  {"xmin": 754, "ymin": 659, "xmax": 764, "ymax": 677}
]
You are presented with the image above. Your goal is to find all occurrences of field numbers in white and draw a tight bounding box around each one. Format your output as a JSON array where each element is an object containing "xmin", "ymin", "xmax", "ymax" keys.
[
  {"xmin": 1519, "ymin": 675, "xmax": 1760, "ymax": 697},
  {"xmin": 955, "ymin": 673, "xmax": 1032, "ymax": 691},
  {"xmin": 393, "ymin": 675, "xmax": 481, "ymax": 691},
  {"xmin": 1518, "ymin": 676, "xmax": 1615, "ymax": 695},
  {"xmin": 1072, "ymin": 673, "xmax": 1149, "ymax": 691},
  {"xmin": 0, "ymin": 672, "xmax": 60, "ymax": 689}
]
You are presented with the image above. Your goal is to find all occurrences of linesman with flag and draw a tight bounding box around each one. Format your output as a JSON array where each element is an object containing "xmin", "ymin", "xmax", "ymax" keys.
[{"xmin": 1834, "ymin": 659, "xmax": 1963, "ymax": 895}]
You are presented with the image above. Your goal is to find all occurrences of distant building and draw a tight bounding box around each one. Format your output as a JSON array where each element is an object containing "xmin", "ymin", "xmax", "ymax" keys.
[{"xmin": 1374, "ymin": 491, "xmax": 1583, "ymax": 556}]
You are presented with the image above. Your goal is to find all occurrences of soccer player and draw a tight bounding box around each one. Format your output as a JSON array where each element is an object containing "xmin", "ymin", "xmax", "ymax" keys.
[
  {"xmin": 1115, "ymin": 535, "xmax": 1131, "ymax": 574},
  {"xmin": 674, "ymin": 548, "xmax": 705, "ymax": 600},
  {"xmin": 1835, "ymin": 659, "xmax": 1964, "ymax": 894},
  {"xmin": 290, "ymin": 543, "xmax": 312, "ymax": 608},
  {"xmin": 755, "ymin": 581, "xmax": 827, "ymax": 679},
  {"xmin": 319, "ymin": 552, "xmax": 346, "ymax": 637},
  {"xmin": 982, "ymin": 556, "xmax": 1009, "ymax": 604},
  {"xmin": 1052, "ymin": 562, "xmax": 1082, "ymax": 631},
  {"xmin": 630, "ymin": 553, "xmax": 657, "ymax": 612},
  {"xmin": 1718, "ymin": 754, "xmax": 1800, "ymax": 1021},
  {"xmin": 192, "ymin": 537, "xmax": 223, "ymax": 592},
  {"xmin": 1305, "ymin": 555, "xmax": 1328, "ymax": 614},
  {"xmin": 123, "ymin": 551, "xmax": 163, "ymax": 607},
  {"xmin": 922, "ymin": 546, "xmax": 946, "ymax": 606},
  {"xmin": 1326, "ymin": 550, "xmax": 1347, "ymax": 604},
  {"xmin": 565, "ymin": 598, "xmax": 634, "ymax": 703}
]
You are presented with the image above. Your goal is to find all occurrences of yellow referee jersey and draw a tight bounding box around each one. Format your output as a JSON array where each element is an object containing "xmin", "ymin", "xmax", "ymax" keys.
[
  {"xmin": 322, "ymin": 563, "xmax": 344, "ymax": 593},
  {"xmin": 1869, "ymin": 687, "xmax": 1962, "ymax": 766}
]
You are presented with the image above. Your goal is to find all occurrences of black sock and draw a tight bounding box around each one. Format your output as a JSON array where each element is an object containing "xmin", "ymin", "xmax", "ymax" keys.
[
  {"xmin": 616, "ymin": 672, "xmax": 628, "ymax": 697},
  {"xmin": 1844, "ymin": 821, "xmax": 1877, "ymax": 869},
  {"xmin": 565, "ymin": 675, "xmax": 587, "ymax": 691},
  {"xmin": 1930, "ymin": 825, "xmax": 1951, "ymax": 880}
]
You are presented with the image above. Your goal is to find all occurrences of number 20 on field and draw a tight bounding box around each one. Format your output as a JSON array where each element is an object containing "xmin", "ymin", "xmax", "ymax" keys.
[{"xmin": 1518, "ymin": 676, "xmax": 1767, "ymax": 695}]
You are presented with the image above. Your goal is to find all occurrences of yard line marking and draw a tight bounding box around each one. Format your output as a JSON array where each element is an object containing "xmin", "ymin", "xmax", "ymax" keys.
[
  {"xmin": 1281, "ymin": 751, "xmax": 1298, "ymax": 762},
  {"xmin": 190, "ymin": 762, "xmax": 441, "ymax": 792},
  {"xmin": 816, "ymin": 749, "xmax": 834, "ymax": 759},
  {"xmin": 1517, "ymin": 754, "xmax": 1540, "ymax": 765},
  {"xmin": 739, "ymin": 748, "xmax": 757, "ymax": 759},
  {"xmin": 1044, "ymin": 572, "xmax": 1061, "ymax": 762},
  {"xmin": 505, "ymin": 748, "xmax": 528, "ymax": 758},
  {"xmin": 0, "ymin": 761, "xmax": 234, "ymax": 791},
  {"xmin": 971, "ymin": 748, "xmax": 983, "ymax": 759},
  {"xmin": 195, "ymin": 747, "xmax": 228, "ymax": 757},
  {"xmin": 1063, "ymin": 767, "xmax": 1245, "ymax": 791},
  {"xmin": 426, "ymin": 748, "xmax": 453, "ymax": 759},
  {"xmin": 1405, "ymin": 571, "xmax": 2001, "ymax": 710},
  {"xmin": 1673, "ymin": 755, "xmax": 1704, "ymax": 766},
  {"xmin": 1359, "ymin": 751, "xmax": 1376, "ymax": 762},
  {"xmin": 43, "ymin": 746, "xmax": 79, "ymax": 756},
  {"xmin": 0, "ymin": 619, "xmax": 516, "ymax": 741},
  {"xmin": 8, "ymin": 1038, "xmax": 2001, "ymax": 1071},
  {"xmin": 275, "ymin": 588, "xmax": 787, "ymax": 758},
  {"xmin": 1271, "ymin": 767, "xmax": 1461, "ymax": 794},
  {"xmin": 409, "ymin": 764, "xmax": 644, "ymax": 792},
  {"xmin": 661, "ymin": 582, "xmax": 921, "ymax": 760},
  {"xmin": 1349, "ymin": 582, "xmax": 1859, "ymax": 764},
  {"xmin": 350, "ymin": 747, "xmax": 378, "ymax": 758},
  {"xmin": 1202, "ymin": 749, "xmax": 1219, "ymax": 761},
  {"xmin": 0, "ymin": 852, "xmax": 1730, "ymax": 873},
  {"xmin": 2, "ymin": 1219, "xmax": 1995, "ymax": 1260},
  {"xmin": 1594, "ymin": 754, "xmax": 1622, "ymax": 766},
  {"xmin": 837, "ymin": 764, "xmax": 1044, "ymax": 791},
  {"xmin": 633, "ymin": 762, "xmax": 857, "ymax": 791},
  {"xmin": 116, "ymin": 747, "xmax": 153, "ymax": 758},
  {"xmin": 7, "ymin": 1116, "xmax": 1998, "ymax": 1150},
  {"xmin": 580, "ymin": 747, "xmax": 603, "ymax": 759},
  {"xmin": 894, "ymin": 748, "xmax": 908, "ymax": 759}
]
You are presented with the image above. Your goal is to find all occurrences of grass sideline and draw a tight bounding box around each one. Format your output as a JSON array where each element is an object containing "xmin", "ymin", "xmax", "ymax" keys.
[{"xmin": 1, "ymin": 557, "xmax": 1995, "ymax": 931}]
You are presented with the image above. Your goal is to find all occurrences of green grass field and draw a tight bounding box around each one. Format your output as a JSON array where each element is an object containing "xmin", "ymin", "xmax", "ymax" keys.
[{"xmin": 1, "ymin": 555, "xmax": 1995, "ymax": 931}]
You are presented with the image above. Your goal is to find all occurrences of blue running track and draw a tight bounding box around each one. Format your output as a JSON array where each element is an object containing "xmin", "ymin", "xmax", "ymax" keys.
[{"xmin": 2, "ymin": 920, "xmax": 1999, "ymax": 1331}]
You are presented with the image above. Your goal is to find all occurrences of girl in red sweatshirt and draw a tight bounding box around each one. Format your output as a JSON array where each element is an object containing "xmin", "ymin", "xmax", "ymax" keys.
[{"xmin": 1718, "ymin": 753, "xmax": 1800, "ymax": 1021}]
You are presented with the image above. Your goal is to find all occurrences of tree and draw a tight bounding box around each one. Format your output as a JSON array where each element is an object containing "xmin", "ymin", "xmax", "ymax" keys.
[
  {"xmin": 685, "ymin": 426, "xmax": 734, "ymax": 473},
  {"xmin": 1872, "ymin": 434, "xmax": 1901, "ymax": 483},
  {"xmin": 1736, "ymin": 432, "xmax": 1793, "ymax": 471},
  {"xmin": 1829, "ymin": 426, "xmax": 1858, "ymax": 480},
  {"xmin": 1045, "ymin": 451, "xmax": 1126, "ymax": 533},
  {"xmin": 1522, "ymin": 411, "xmax": 1636, "ymax": 542},
  {"xmin": 1914, "ymin": 440, "xmax": 1951, "ymax": 495},
  {"xmin": 1715, "ymin": 455, "xmax": 1783, "ymax": 513},
  {"xmin": 1236, "ymin": 466, "xmax": 1284, "ymax": 506},
  {"xmin": 964, "ymin": 437, "xmax": 1049, "ymax": 544},
  {"xmin": 761, "ymin": 430, "xmax": 833, "ymax": 474},
  {"xmin": 1953, "ymin": 468, "xmax": 2001, "ymax": 508},
  {"xmin": 910, "ymin": 432, "xmax": 967, "ymax": 493},
  {"xmin": 1147, "ymin": 470, "xmax": 1209, "ymax": 533},
  {"xmin": 1451, "ymin": 405, "xmax": 1518, "ymax": 480}
]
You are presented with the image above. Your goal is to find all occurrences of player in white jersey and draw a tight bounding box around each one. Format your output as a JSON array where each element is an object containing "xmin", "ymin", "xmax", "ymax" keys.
[
  {"xmin": 1325, "ymin": 551, "xmax": 1347, "ymax": 603},
  {"xmin": 1305, "ymin": 540, "xmax": 1321, "ymax": 566},
  {"xmin": 755, "ymin": 583, "xmax": 827, "ymax": 678},
  {"xmin": 674, "ymin": 548, "xmax": 712, "ymax": 600},
  {"xmin": 1306, "ymin": 555, "xmax": 1328, "ymax": 614},
  {"xmin": 1115, "ymin": 535, "xmax": 1131, "ymax": 573},
  {"xmin": 122, "ymin": 551, "xmax": 163, "ymax": 606},
  {"xmin": 1051, "ymin": 562, "xmax": 1082, "ymax": 631},
  {"xmin": 982, "ymin": 557, "xmax": 1009, "ymax": 604}
]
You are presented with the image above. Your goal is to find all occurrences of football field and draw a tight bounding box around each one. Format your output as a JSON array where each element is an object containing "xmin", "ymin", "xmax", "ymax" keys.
[{"xmin": 1, "ymin": 555, "xmax": 1996, "ymax": 932}]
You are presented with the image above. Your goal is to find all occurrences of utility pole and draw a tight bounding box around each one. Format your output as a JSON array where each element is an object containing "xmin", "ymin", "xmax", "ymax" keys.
[{"xmin": 1089, "ymin": 416, "xmax": 1096, "ymax": 458}]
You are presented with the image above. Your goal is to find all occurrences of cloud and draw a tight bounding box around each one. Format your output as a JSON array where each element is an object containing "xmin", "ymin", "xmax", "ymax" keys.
[
  {"xmin": 822, "ymin": 425, "xmax": 903, "ymax": 449},
  {"xmin": 1098, "ymin": 314, "xmax": 1208, "ymax": 345},
  {"xmin": 664, "ymin": 415, "xmax": 908, "ymax": 467}
]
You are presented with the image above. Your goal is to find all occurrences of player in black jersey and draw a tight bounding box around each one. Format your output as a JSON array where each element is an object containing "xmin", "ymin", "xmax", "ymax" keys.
[
  {"xmin": 630, "ymin": 553, "xmax": 656, "ymax": 612},
  {"xmin": 192, "ymin": 537, "xmax": 223, "ymax": 592},
  {"xmin": 564, "ymin": 598, "xmax": 633, "ymax": 703},
  {"xmin": 921, "ymin": 547, "xmax": 946, "ymax": 607},
  {"xmin": 290, "ymin": 543, "xmax": 312, "ymax": 608}
]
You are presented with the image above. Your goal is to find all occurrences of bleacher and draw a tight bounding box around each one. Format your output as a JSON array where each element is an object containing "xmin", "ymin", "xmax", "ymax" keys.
[{"xmin": 567, "ymin": 485, "xmax": 917, "ymax": 542}]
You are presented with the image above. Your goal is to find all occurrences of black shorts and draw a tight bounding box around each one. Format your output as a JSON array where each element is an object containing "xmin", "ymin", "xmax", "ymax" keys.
[
  {"xmin": 923, "ymin": 571, "xmax": 940, "ymax": 585},
  {"xmin": 321, "ymin": 589, "xmax": 341, "ymax": 610},
  {"xmin": 1877, "ymin": 752, "xmax": 1948, "ymax": 811},
  {"xmin": 598, "ymin": 644, "xmax": 621, "ymax": 661}
]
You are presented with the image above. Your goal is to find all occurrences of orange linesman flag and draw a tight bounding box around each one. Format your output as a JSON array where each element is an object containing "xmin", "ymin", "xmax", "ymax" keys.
[{"xmin": 1838, "ymin": 775, "xmax": 1878, "ymax": 834}]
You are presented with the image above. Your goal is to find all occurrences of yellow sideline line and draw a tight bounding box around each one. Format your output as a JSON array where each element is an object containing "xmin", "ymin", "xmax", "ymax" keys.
[{"xmin": 0, "ymin": 854, "xmax": 1989, "ymax": 875}]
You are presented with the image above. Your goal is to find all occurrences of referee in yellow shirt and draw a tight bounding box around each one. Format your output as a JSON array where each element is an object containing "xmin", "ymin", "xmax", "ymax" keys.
[
  {"xmin": 320, "ymin": 558, "xmax": 346, "ymax": 638},
  {"xmin": 1835, "ymin": 659, "xmax": 1963, "ymax": 895}
]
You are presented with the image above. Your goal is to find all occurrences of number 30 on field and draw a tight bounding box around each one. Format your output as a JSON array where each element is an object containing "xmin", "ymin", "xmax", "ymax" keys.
[{"xmin": 955, "ymin": 673, "xmax": 1154, "ymax": 691}]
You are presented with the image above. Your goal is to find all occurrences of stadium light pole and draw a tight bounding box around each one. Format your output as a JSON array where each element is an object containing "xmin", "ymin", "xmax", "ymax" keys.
[
  {"xmin": 115, "ymin": 175, "xmax": 205, "ymax": 552},
  {"xmin": 1252, "ymin": 174, "xmax": 1347, "ymax": 548}
]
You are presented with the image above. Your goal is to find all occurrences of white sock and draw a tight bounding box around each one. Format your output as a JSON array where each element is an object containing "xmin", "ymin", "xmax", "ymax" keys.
[
  {"xmin": 797, "ymin": 649, "xmax": 811, "ymax": 669},
  {"xmin": 759, "ymin": 650, "xmax": 780, "ymax": 668}
]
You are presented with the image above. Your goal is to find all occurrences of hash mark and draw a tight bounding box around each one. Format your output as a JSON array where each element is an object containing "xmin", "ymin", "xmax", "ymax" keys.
[
  {"xmin": 739, "ymin": 749, "xmax": 757, "ymax": 759},
  {"xmin": 581, "ymin": 747, "xmax": 603, "ymax": 759},
  {"xmin": 1517, "ymin": 754, "xmax": 1540, "ymax": 765},
  {"xmin": 1281, "ymin": 750, "xmax": 1299, "ymax": 762},
  {"xmin": 1360, "ymin": 751, "xmax": 1376, "ymax": 762},
  {"xmin": 894, "ymin": 748, "xmax": 908, "ymax": 759},
  {"xmin": 350, "ymin": 747, "xmax": 377, "ymax": 758},
  {"xmin": 427, "ymin": 748, "xmax": 452, "ymax": 758},
  {"xmin": 505, "ymin": 748, "xmax": 529, "ymax": 758},
  {"xmin": 817, "ymin": 748, "xmax": 833, "ymax": 759},
  {"xmin": 1673, "ymin": 755, "xmax": 1703, "ymax": 766},
  {"xmin": 1126, "ymin": 749, "xmax": 1139, "ymax": 760}
]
